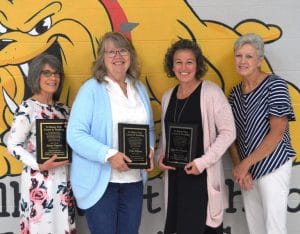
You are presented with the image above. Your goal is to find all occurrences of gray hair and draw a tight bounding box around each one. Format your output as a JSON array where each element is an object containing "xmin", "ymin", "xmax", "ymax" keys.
[
  {"xmin": 27, "ymin": 53, "xmax": 64, "ymax": 101},
  {"xmin": 92, "ymin": 31, "xmax": 140, "ymax": 84},
  {"xmin": 234, "ymin": 33, "xmax": 265, "ymax": 58}
]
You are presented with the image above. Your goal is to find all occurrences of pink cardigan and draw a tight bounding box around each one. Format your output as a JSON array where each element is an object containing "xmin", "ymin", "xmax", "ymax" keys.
[{"xmin": 157, "ymin": 80, "xmax": 236, "ymax": 227}]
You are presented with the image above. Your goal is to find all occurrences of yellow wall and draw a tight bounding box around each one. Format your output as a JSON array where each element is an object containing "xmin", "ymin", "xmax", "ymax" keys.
[
  {"xmin": 0, "ymin": 0, "xmax": 298, "ymax": 179},
  {"xmin": 0, "ymin": 1, "xmax": 299, "ymax": 233}
]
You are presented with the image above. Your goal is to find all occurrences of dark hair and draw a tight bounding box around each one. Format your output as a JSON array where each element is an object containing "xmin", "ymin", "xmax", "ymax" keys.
[
  {"xmin": 92, "ymin": 31, "xmax": 140, "ymax": 83},
  {"xmin": 164, "ymin": 39, "xmax": 207, "ymax": 80},
  {"xmin": 27, "ymin": 53, "xmax": 64, "ymax": 101}
]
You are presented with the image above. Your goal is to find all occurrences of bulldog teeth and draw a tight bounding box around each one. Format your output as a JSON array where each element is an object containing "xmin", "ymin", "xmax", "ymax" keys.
[
  {"xmin": 20, "ymin": 62, "xmax": 29, "ymax": 77},
  {"xmin": 2, "ymin": 88, "xmax": 18, "ymax": 114}
]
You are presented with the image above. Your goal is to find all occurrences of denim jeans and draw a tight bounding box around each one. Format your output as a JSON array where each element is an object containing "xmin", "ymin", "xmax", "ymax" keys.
[{"xmin": 85, "ymin": 181, "xmax": 143, "ymax": 234}]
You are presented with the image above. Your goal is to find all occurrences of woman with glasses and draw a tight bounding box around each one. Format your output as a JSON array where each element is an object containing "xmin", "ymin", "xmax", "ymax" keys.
[
  {"xmin": 7, "ymin": 53, "xmax": 76, "ymax": 233},
  {"xmin": 67, "ymin": 31, "xmax": 155, "ymax": 234}
]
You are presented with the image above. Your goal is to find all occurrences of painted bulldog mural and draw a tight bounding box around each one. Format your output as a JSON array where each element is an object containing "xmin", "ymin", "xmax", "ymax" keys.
[{"xmin": 0, "ymin": 0, "xmax": 299, "ymax": 178}]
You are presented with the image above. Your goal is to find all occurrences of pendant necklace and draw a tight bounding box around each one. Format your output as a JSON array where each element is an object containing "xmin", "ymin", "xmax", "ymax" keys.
[{"xmin": 173, "ymin": 95, "xmax": 190, "ymax": 123}]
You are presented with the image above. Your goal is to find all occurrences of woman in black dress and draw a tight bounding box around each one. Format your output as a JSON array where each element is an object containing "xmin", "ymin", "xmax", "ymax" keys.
[{"xmin": 157, "ymin": 39, "xmax": 236, "ymax": 234}]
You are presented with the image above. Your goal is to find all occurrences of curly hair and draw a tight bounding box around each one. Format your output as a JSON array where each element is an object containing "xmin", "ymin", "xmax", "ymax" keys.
[{"xmin": 164, "ymin": 39, "xmax": 207, "ymax": 80}]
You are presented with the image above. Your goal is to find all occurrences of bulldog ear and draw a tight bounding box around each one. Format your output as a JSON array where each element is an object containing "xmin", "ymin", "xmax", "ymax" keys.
[
  {"xmin": 234, "ymin": 19, "xmax": 282, "ymax": 43},
  {"xmin": 120, "ymin": 22, "xmax": 139, "ymax": 33}
]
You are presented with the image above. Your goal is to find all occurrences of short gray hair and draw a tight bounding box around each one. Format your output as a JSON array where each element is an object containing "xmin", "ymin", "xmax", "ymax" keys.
[
  {"xmin": 234, "ymin": 33, "xmax": 265, "ymax": 58},
  {"xmin": 27, "ymin": 53, "xmax": 64, "ymax": 101}
]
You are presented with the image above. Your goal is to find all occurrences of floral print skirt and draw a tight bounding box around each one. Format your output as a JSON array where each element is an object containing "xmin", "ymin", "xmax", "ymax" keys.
[{"xmin": 19, "ymin": 166, "xmax": 76, "ymax": 234}]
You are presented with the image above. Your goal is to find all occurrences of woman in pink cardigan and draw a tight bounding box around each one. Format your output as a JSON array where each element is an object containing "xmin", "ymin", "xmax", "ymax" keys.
[{"xmin": 157, "ymin": 39, "xmax": 236, "ymax": 234}]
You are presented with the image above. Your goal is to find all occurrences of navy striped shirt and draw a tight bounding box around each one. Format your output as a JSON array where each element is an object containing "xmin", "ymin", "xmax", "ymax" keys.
[{"xmin": 229, "ymin": 75, "xmax": 296, "ymax": 180}]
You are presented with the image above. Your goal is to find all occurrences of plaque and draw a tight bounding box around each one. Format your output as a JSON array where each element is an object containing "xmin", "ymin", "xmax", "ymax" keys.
[
  {"xmin": 118, "ymin": 123, "xmax": 150, "ymax": 169},
  {"xmin": 164, "ymin": 122, "xmax": 198, "ymax": 167},
  {"xmin": 36, "ymin": 119, "xmax": 71, "ymax": 163}
]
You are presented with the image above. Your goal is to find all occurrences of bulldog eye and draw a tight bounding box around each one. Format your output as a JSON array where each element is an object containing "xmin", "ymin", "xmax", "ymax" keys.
[
  {"xmin": 28, "ymin": 16, "xmax": 52, "ymax": 36},
  {"xmin": 0, "ymin": 22, "xmax": 8, "ymax": 34}
]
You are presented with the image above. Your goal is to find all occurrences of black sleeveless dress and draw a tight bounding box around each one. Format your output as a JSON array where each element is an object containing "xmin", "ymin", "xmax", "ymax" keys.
[{"xmin": 164, "ymin": 83, "xmax": 208, "ymax": 234}]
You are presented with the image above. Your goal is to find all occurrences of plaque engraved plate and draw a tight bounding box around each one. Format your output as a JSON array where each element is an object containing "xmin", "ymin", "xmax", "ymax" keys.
[
  {"xmin": 118, "ymin": 123, "xmax": 150, "ymax": 169},
  {"xmin": 164, "ymin": 123, "xmax": 198, "ymax": 167},
  {"xmin": 36, "ymin": 119, "xmax": 71, "ymax": 163}
]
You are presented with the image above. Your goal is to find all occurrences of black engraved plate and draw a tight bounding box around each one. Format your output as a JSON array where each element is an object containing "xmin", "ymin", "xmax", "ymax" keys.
[
  {"xmin": 164, "ymin": 122, "xmax": 198, "ymax": 167},
  {"xmin": 36, "ymin": 119, "xmax": 71, "ymax": 163},
  {"xmin": 118, "ymin": 123, "xmax": 150, "ymax": 169}
]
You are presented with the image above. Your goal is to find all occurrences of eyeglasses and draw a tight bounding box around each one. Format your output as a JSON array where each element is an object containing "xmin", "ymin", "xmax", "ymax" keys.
[
  {"xmin": 40, "ymin": 70, "xmax": 61, "ymax": 78},
  {"xmin": 104, "ymin": 48, "xmax": 129, "ymax": 58}
]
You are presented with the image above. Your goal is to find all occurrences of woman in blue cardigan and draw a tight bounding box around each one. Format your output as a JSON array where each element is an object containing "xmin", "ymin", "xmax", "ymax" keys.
[{"xmin": 67, "ymin": 32, "xmax": 155, "ymax": 234}]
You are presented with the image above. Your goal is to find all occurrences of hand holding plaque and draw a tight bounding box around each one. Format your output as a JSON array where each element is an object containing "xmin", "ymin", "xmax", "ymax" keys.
[
  {"xmin": 164, "ymin": 122, "xmax": 198, "ymax": 168},
  {"xmin": 36, "ymin": 119, "xmax": 71, "ymax": 163},
  {"xmin": 118, "ymin": 123, "xmax": 150, "ymax": 169}
]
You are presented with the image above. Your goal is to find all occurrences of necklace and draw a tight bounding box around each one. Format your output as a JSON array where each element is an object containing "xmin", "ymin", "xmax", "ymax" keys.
[{"xmin": 173, "ymin": 96, "xmax": 190, "ymax": 123}]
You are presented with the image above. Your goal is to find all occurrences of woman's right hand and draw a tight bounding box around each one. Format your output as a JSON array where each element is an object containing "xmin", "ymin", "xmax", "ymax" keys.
[
  {"xmin": 158, "ymin": 155, "xmax": 176, "ymax": 171},
  {"xmin": 108, "ymin": 152, "xmax": 132, "ymax": 172},
  {"xmin": 38, "ymin": 155, "xmax": 69, "ymax": 171}
]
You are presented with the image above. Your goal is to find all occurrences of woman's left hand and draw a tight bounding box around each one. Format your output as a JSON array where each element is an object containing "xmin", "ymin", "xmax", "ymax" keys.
[
  {"xmin": 184, "ymin": 161, "xmax": 200, "ymax": 175},
  {"xmin": 39, "ymin": 155, "xmax": 69, "ymax": 171},
  {"xmin": 232, "ymin": 159, "xmax": 251, "ymax": 183},
  {"xmin": 146, "ymin": 150, "xmax": 154, "ymax": 172},
  {"xmin": 239, "ymin": 173, "xmax": 253, "ymax": 191}
]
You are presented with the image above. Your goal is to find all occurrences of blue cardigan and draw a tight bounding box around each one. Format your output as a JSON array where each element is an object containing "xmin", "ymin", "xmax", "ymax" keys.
[{"xmin": 67, "ymin": 78, "xmax": 155, "ymax": 209}]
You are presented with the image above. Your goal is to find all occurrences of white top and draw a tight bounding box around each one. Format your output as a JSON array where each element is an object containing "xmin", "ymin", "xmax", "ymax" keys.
[{"xmin": 105, "ymin": 76, "xmax": 147, "ymax": 183}]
